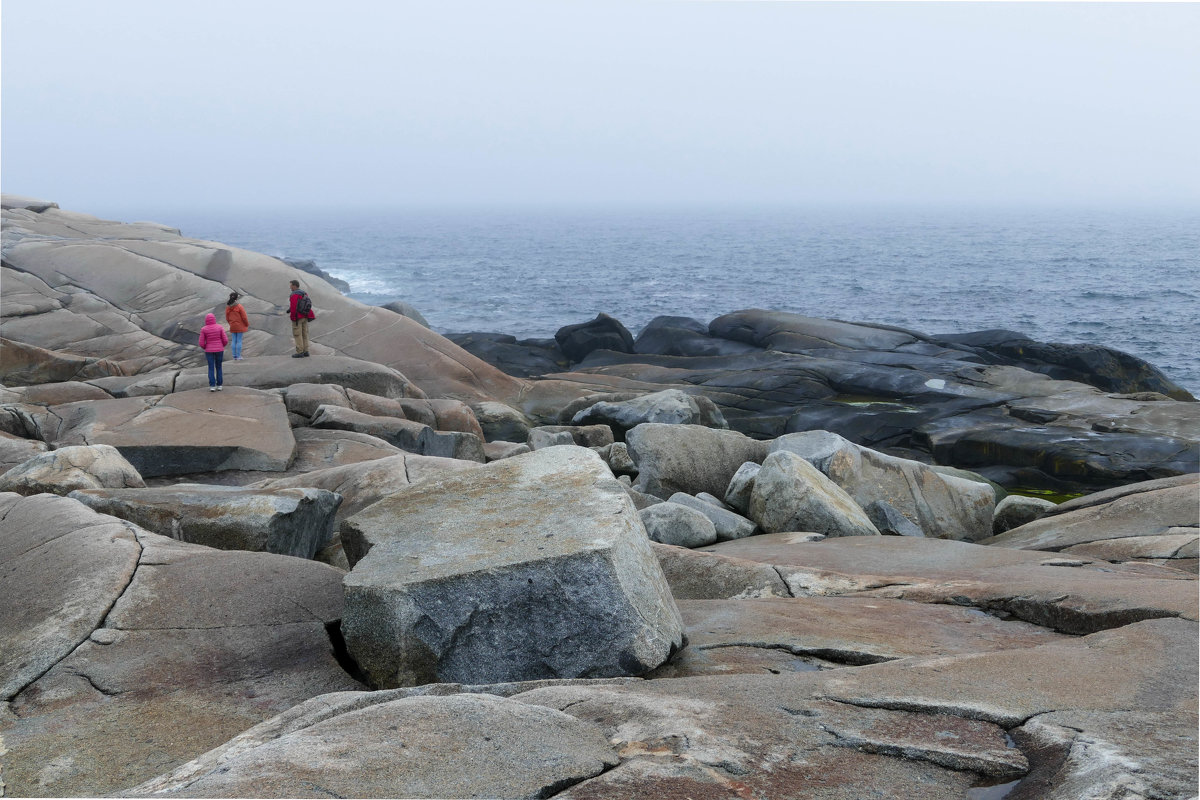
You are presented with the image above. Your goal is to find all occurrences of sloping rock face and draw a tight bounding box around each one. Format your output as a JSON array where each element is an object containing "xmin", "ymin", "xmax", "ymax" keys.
[
  {"xmin": 703, "ymin": 533, "xmax": 1197, "ymax": 634},
  {"xmin": 652, "ymin": 596, "xmax": 1069, "ymax": 677},
  {"xmin": 70, "ymin": 485, "xmax": 341, "ymax": 559},
  {"xmin": 340, "ymin": 447, "xmax": 684, "ymax": 688},
  {"xmin": 771, "ymin": 430, "xmax": 995, "ymax": 541},
  {"xmin": 37, "ymin": 387, "xmax": 296, "ymax": 477},
  {"xmin": 126, "ymin": 692, "xmax": 618, "ymax": 799},
  {"xmin": 0, "ymin": 443, "xmax": 145, "ymax": 496},
  {"xmin": 0, "ymin": 493, "xmax": 361, "ymax": 797},
  {"xmin": 0, "ymin": 430, "xmax": 48, "ymax": 472},
  {"xmin": 982, "ymin": 475, "xmax": 1199, "ymax": 568},
  {"xmin": 0, "ymin": 200, "xmax": 527, "ymax": 404}
]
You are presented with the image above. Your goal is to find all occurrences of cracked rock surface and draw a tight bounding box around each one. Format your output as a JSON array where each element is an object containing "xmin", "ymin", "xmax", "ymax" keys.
[{"xmin": 0, "ymin": 493, "xmax": 363, "ymax": 797}]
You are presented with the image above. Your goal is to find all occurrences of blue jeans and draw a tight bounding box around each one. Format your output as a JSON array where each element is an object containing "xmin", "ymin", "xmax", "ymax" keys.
[
  {"xmin": 231, "ymin": 331, "xmax": 243, "ymax": 359},
  {"xmin": 206, "ymin": 351, "xmax": 224, "ymax": 387}
]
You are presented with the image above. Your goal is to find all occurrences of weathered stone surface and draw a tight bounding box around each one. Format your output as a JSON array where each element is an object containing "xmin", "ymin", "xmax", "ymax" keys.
[
  {"xmin": 724, "ymin": 460, "xmax": 760, "ymax": 513},
  {"xmin": 705, "ymin": 534, "xmax": 1198, "ymax": 634},
  {"xmin": 511, "ymin": 617, "xmax": 1196, "ymax": 800},
  {"xmin": 1008, "ymin": 709, "xmax": 1198, "ymax": 800},
  {"xmin": 70, "ymin": 484, "xmax": 341, "ymax": 559},
  {"xmin": 749, "ymin": 450, "xmax": 881, "ymax": 537},
  {"xmin": 668, "ymin": 492, "xmax": 756, "ymax": 541},
  {"xmin": 528, "ymin": 427, "xmax": 576, "ymax": 450},
  {"xmin": 483, "ymin": 440, "xmax": 531, "ymax": 461},
  {"xmin": 417, "ymin": 426, "xmax": 486, "ymax": 462},
  {"xmin": 173, "ymin": 355, "xmax": 425, "ymax": 399},
  {"xmin": 529, "ymin": 424, "xmax": 615, "ymax": 448},
  {"xmin": 639, "ymin": 502, "xmax": 719, "ymax": 548},
  {"xmin": 982, "ymin": 479, "xmax": 1199, "ymax": 555},
  {"xmin": 288, "ymin": 427, "xmax": 403, "ymax": 472},
  {"xmin": 127, "ymin": 692, "xmax": 617, "ymax": 799},
  {"xmin": 41, "ymin": 387, "xmax": 296, "ymax": 477},
  {"xmin": 865, "ymin": 499, "xmax": 925, "ymax": 536},
  {"xmin": 4, "ymin": 380, "xmax": 113, "ymax": 405},
  {"xmin": 1, "ymin": 519, "xmax": 361, "ymax": 797},
  {"xmin": 309, "ymin": 403, "xmax": 428, "ymax": 451},
  {"xmin": 1060, "ymin": 532, "xmax": 1198, "ymax": 565},
  {"xmin": 626, "ymin": 423, "xmax": 769, "ymax": 500},
  {"xmin": 992, "ymin": 493, "xmax": 1057, "ymax": 534},
  {"xmin": 0, "ymin": 336, "xmax": 160, "ymax": 386},
  {"xmin": 340, "ymin": 446, "xmax": 683, "ymax": 688},
  {"xmin": 1044, "ymin": 472, "xmax": 1198, "ymax": 516},
  {"xmin": 0, "ymin": 430, "xmax": 48, "ymax": 472},
  {"xmin": 596, "ymin": 441, "xmax": 635, "ymax": 475},
  {"xmin": 283, "ymin": 382, "xmax": 350, "ymax": 418},
  {"xmin": 652, "ymin": 596, "xmax": 1068, "ymax": 678},
  {"xmin": 0, "ymin": 493, "xmax": 142, "ymax": 700},
  {"xmin": 472, "ymin": 400, "xmax": 532, "ymax": 442},
  {"xmin": 652, "ymin": 543, "xmax": 791, "ymax": 600},
  {"xmin": 572, "ymin": 388, "xmax": 726, "ymax": 437},
  {"xmin": 771, "ymin": 430, "xmax": 995, "ymax": 542},
  {"xmin": 425, "ymin": 398, "xmax": 486, "ymax": 439},
  {"xmin": 0, "ymin": 443, "xmax": 145, "ymax": 496}
]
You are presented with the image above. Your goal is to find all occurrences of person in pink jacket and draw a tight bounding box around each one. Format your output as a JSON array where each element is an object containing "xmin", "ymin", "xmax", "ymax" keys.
[{"xmin": 198, "ymin": 312, "xmax": 230, "ymax": 391}]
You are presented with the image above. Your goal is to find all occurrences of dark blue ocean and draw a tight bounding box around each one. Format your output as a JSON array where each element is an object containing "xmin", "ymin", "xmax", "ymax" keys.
[{"xmin": 160, "ymin": 207, "xmax": 1200, "ymax": 394}]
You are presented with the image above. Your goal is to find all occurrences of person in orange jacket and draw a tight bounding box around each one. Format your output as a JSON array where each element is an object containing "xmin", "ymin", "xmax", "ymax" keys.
[{"xmin": 225, "ymin": 292, "xmax": 250, "ymax": 360}]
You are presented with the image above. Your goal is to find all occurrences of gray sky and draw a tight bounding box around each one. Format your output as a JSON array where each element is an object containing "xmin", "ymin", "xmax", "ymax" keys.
[{"xmin": 3, "ymin": 0, "xmax": 1198, "ymax": 213}]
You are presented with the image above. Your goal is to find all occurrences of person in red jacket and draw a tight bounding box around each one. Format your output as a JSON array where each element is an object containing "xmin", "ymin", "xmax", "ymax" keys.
[
  {"xmin": 197, "ymin": 312, "xmax": 230, "ymax": 391},
  {"xmin": 288, "ymin": 279, "xmax": 315, "ymax": 358},
  {"xmin": 225, "ymin": 292, "xmax": 250, "ymax": 360}
]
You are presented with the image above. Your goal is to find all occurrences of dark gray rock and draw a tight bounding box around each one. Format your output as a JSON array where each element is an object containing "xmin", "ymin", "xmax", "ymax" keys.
[{"xmin": 555, "ymin": 313, "xmax": 635, "ymax": 364}]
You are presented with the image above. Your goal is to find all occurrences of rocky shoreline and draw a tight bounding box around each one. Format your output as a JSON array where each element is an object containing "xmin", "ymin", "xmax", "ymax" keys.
[{"xmin": 1, "ymin": 195, "xmax": 1196, "ymax": 799}]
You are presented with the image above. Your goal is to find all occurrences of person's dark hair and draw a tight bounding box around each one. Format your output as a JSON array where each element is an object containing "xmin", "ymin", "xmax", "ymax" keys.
[
  {"xmin": 289, "ymin": 280, "xmax": 300, "ymax": 289},
  {"xmin": 227, "ymin": 291, "xmax": 240, "ymax": 306}
]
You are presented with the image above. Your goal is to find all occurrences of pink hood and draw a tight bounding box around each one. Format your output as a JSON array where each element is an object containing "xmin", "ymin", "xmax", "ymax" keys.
[{"xmin": 198, "ymin": 313, "xmax": 229, "ymax": 353}]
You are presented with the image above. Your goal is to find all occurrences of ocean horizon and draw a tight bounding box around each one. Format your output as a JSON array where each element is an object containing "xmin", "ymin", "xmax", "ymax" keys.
[{"xmin": 112, "ymin": 204, "xmax": 1200, "ymax": 395}]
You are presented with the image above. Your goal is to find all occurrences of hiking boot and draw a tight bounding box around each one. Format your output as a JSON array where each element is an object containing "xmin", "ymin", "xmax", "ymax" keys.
[
  {"xmin": 292, "ymin": 353, "xmax": 305, "ymax": 358},
  {"xmin": 301, "ymin": 351, "xmax": 310, "ymax": 357}
]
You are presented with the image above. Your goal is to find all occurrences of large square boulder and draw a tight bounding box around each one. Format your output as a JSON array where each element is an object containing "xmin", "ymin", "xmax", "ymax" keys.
[{"xmin": 340, "ymin": 446, "xmax": 684, "ymax": 688}]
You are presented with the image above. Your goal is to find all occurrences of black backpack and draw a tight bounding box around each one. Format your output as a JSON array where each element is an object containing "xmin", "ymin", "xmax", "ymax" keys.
[{"xmin": 295, "ymin": 291, "xmax": 313, "ymax": 316}]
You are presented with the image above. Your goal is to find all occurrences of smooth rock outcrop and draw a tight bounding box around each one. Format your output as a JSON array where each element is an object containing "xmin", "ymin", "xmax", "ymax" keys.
[
  {"xmin": 0, "ymin": 430, "xmax": 48, "ymax": 472},
  {"xmin": 0, "ymin": 443, "xmax": 145, "ymax": 496},
  {"xmin": 770, "ymin": 430, "xmax": 995, "ymax": 542},
  {"xmin": 128, "ymin": 692, "xmax": 618, "ymax": 799},
  {"xmin": 340, "ymin": 446, "xmax": 684, "ymax": 688},
  {"xmin": 749, "ymin": 450, "xmax": 881, "ymax": 537},
  {"xmin": 0, "ymin": 493, "xmax": 361, "ymax": 797},
  {"xmin": 40, "ymin": 387, "xmax": 296, "ymax": 477},
  {"xmin": 626, "ymin": 423, "xmax": 769, "ymax": 500},
  {"xmin": 70, "ymin": 484, "xmax": 341, "ymax": 559}
]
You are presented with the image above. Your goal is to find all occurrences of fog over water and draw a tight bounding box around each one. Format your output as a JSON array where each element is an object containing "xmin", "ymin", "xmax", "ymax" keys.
[{"xmin": 3, "ymin": 1, "xmax": 1198, "ymax": 212}]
